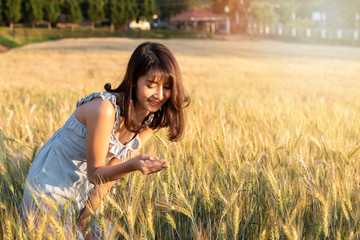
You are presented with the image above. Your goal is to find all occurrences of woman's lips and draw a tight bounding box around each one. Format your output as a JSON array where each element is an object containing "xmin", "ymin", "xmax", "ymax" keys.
[{"xmin": 148, "ymin": 99, "xmax": 161, "ymax": 106}]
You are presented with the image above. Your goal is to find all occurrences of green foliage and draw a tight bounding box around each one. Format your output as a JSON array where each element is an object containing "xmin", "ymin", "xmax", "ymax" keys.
[
  {"xmin": 87, "ymin": 0, "xmax": 105, "ymax": 24},
  {"xmin": 24, "ymin": 0, "xmax": 44, "ymax": 26},
  {"xmin": 295, "ymin": 17, "xmax": 312, "ymax": 30},
  {"xmin": 291, "ymin": 0, "xmax": 360, "ymax": 28},
  {"xmin": 43, "ymin": 0, "xmax": 60, "ymax": 24},
  {"xmin": 106, "ymin": 0, "xmax": 127, "ymax": 27},
  {"xmin": 105, "ymin": 0, "xmax": 138, "ymax": 29},
  {"xmin": 296, "ymin": 0, "xmax": 325, "ymax": 18},
  {"xmin": 214, "ymin": 0, "xmax": 360, "ymax": 30},
  {"xmin": 126, "ymin": 0, "xmax": 138, "ymax": 21},
  {"xmin": 249, "ymin": 1, "xmax": 279, "ymax": 26},
  {"xmin": 325, "ymin": 0, "xmax": 360, "ymax": 28},
  {"xmin": 274, "ymin": 1, "xmax": 296, "ymax": 27},
  {"xmin": 3, "ymin": 0, "xmax": 22, "ymax": 24},
  {"xmin": 138, "ymin": 0, "xmax": 156, "ymax": 22},
  {"xmin": 77, "ymin": 0, "xmax": 89, "ymax": 19},
  {"xmin": 0, "ymin": 0, "xmax": 2, "ymax": 22},
  {"xmin": 155, "ymin": 0, "xmax": 189, "ymax": 20},
  {"xmin": 61, "ymin": 0, "xmax": 82, "ymax": 23},
  {"xmin": 0, "ymin": 35, "xmax": 21, "ymax": 48}
]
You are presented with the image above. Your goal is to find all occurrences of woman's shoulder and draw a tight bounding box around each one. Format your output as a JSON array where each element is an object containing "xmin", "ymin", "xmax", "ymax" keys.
[
  {"xmin": 75, "ymin": 92, "xmax": 119, "ymax": 127},
  {"xmin": 84, "ymin": 97, "xmax": 116, "ymax": 115}
]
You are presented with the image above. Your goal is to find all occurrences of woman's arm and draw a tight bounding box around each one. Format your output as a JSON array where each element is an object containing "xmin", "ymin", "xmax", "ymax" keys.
[
  {"xmin": 76, "ymin": 98, "xmax": 167, "ymax": 236},
  {"xmin": 79, "ymin": 98, "xmax": 166, "ymax": 183}
]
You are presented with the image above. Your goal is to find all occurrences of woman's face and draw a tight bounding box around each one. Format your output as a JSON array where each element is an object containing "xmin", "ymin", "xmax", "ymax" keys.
[{"xmin": 135, "ymin": 73, "xmax": 172, "ymax": 114}]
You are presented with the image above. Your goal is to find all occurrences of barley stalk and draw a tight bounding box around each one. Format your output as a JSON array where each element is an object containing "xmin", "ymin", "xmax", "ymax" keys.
[
  {"xmin": 283, "ymin": 224, "xmax": 293, "ymax": 240},
  {"xmin": 49, "ymin": 216, "xmax": 66, "ymax": 240},
  {"xmin": 33, "ymin": 213, "xmax": 45, "ymax": 239},
  {"xmin": 259, "ymin": 229, "xmax": 267, "ymax": 240},
  {"xmin": 27, "ymin": 213, "xmax": 35, "ymax": 239},
  {"xmin": 15, "ymin": 223, "xmax": 26, "ymax": 240},
  {"xmin": 117, "ymin": 224, "xmax": 129, "ymax": 240},
  {"xmin": 5, "ymin": 219, "xmax": 13, "ymax": 240},
  {"xmin": 165, "ymin": 213, "xmax": 176, "ymax": 229},
  {"xmin": 322, "ymin": 200, "xmax": 329, "ymax": 238},
  {"xmin": 232, "ymin": 206, "xmax": 240, "ymax": 239},
  {"xmin": 1, "ymin": 38, "xmax": 360, "ymax": 239},
  {"xmin": 105, "ymin": 194, "xmax": 123, "ymax": 217}
]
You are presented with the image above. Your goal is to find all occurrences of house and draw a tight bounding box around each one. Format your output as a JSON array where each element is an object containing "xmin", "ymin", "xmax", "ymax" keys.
[{"xmin": 170, "ymin": 7, "xmax": 230, "ymax": 34}]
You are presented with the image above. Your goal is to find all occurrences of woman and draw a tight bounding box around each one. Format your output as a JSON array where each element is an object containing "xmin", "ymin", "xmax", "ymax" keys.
[{"xmin": 20, "ymin": 42, "xmax": 190, "ymax": 239}]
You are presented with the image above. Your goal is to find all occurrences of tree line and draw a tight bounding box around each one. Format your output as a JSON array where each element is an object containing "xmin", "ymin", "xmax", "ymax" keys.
[
  {"xmin": 0, "ymin": 0, "xmax": 156, "ymax": 32},
  {"xmin": 212, "ymin": 0, "xmax": 360, "ymax": 32},
  {"xmin": 2, "ymin": 0, "xmax": 359, "ymax": 35}
]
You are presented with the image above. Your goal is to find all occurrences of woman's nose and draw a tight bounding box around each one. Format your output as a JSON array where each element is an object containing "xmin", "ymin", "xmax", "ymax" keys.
[{"xmin": 154, "ymin": 86, "xmax": 164, "ymax": 100}]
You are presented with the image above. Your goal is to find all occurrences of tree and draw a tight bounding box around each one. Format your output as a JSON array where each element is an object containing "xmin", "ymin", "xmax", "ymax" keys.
[
  {"xmin": 43, "ymin": 0, "xmax": 60, "ymax": 30},
  {"xmin": 229, "ymin": 0, "xmax": 251, "ymax": 33},
  {"xmin": 295, "ymin": 0, "xmax": 360, "ymax": 28},
  {"xmin": 325, "ymin": 0, "xmax": 360, "ymax": 28},
  {"xmin": 296, "ymin": 0, "xmax": 323, "ymax": 19},
  {"xmin": 138, "ymin": 0, "xmax": 156, "ymax": 22},
  {"xmin": 0, "ymin": 0, "xmax": 2, "ymax": 22},
  {"xmin": 213, "ymin": 0, "xmax": 360, "ymax": 31},
  {"xmin": 78, "ymin": 0, "xmax": 89, "ymax": 19},
  {"xmin": 126, "ymin": 0, "xmax": 138, "ymax": 21},
  {"xmin": 274, "ymin": 1, "xmax": 296, "ymax": 27},
  {"xmin": 106, "ymin": 0, "xmax": 125, "ymax": 31},
  {"xmin": 155, "ymin": 0, "xmax": 189, "ymax": 21},
  {"xmin": 105, "ymin": 0, "xmax": 138, "ymax": 31},
  {"xmin": 3, "ymin": 0, "xmax": 22, "ymax": 33},
  {"xmin": 88, "ymin": 0, "xmax": 105, "ymax": 31},
  {"xmin": 212, "ymin": 0, "xmax": 252, "ymax": 33},
  {"xmin": 212, "ymin": 0, "xmax": 227, "ymax": 14},
  {"xmin": 249, "ymin": 1, "xmax": 279, "ymax": 27},
  {"xmin": 61, "ymin": 0, "xmax": 82, "ymax": 29},
  {"xmin": 25, "ymin": 0, "xmax": 44, "ymax": 28}
]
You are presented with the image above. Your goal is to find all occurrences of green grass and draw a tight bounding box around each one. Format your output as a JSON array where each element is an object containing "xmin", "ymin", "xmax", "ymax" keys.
[{"xmin": 0, "ymin": 35, "xmax": 21, "ymax": 48}]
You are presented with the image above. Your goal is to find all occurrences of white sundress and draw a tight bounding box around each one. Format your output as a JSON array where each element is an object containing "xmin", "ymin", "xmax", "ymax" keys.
[{"xmin": 20, "ymin": 92, "xmax": 146, "ymax": 239}]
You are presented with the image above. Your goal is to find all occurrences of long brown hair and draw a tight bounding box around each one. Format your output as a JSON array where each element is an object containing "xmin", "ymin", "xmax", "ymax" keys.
[{"xmin": 105, "ymin": 42, "xmax": 190, "ymax": 141}]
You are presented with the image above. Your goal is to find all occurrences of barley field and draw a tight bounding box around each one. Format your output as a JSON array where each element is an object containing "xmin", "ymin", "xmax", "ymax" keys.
[{"xmin": 1, "ymin": 38, "xmax": 360, "ymax": 239}]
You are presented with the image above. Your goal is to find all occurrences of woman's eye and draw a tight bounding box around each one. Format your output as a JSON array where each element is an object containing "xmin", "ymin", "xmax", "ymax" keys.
[
  {"xmin": 146, "ymin": 84, "xmax": 155, "ymax": 89},
  {"xmin": 164, "ymin": 86, "xmax": 171, "ymax": 90}
]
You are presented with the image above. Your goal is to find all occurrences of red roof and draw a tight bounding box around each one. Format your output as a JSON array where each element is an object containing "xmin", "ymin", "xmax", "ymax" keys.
[{"xmin": 170, "ymin": 8, "xmax": 224, "ymax": 21}]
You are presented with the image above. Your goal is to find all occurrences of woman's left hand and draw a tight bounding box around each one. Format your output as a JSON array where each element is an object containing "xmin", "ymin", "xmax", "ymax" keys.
[{"xmin": 129, "ymin": 154, "xmax": 170, "ymax": 175}]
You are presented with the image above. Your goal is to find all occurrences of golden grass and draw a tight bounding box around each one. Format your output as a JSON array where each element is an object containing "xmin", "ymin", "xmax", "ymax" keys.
[{"xmin": 1, "ymin": 38, "xmax": 360, "ymax": 239}]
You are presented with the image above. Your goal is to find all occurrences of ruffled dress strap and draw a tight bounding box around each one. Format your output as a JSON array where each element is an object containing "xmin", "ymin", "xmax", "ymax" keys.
[{"xmin": 76, "ymin": 92, "xmax": 121, "ymax": 132}]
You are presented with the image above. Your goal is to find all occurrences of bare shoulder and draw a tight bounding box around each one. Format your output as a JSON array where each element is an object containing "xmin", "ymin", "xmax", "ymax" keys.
[{"xmin": 75, "ymin": 97, "xmax": 116, "ymax": 126}]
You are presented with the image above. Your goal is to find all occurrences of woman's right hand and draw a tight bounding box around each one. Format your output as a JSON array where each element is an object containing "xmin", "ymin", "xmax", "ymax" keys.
[{"xmin": 130, "ymin": 154, "xmax": 169, "ymax": 175}]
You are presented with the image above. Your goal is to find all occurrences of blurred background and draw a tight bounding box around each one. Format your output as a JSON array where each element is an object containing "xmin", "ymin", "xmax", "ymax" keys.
[
  {"xmin": 1, "ymin": 0, "xmax": 360, "ymax": 48},
  {"xmin": 1, "ymin": 1, "xmax": 360, "ymax": 239}
]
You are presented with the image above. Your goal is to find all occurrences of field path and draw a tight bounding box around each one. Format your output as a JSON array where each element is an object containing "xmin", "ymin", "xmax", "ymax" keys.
[
  {"xmin": 0, "ymin": 44, "xmax": 9, "ymax": 53},
  {"xmin": 13, "ymin": 37, "xmax": 360, "ymax": 60},
  {"xmin": 1, "ymin": 37, "xmax": 360, "ymax": 103}
]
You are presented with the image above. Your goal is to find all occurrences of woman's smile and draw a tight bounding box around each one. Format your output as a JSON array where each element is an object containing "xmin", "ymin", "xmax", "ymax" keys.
[
  {"xmin": 136, "ymin": 74, "xmax": 172, "ymax": 113},
  {"xmin": 148, "ymin": 99, "xmax": 162, "ymax": 107}
]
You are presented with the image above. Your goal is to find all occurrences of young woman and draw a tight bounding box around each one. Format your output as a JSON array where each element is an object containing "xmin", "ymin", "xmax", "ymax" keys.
[{"xmin": 20, "ymin": 42, "xmax": 190, "ymax": 239}]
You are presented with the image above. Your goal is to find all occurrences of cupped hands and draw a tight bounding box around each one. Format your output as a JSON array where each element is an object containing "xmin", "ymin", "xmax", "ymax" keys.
[{"xmin": 130, "ymin": 154, "xmax": 169, "ymax": 175}]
